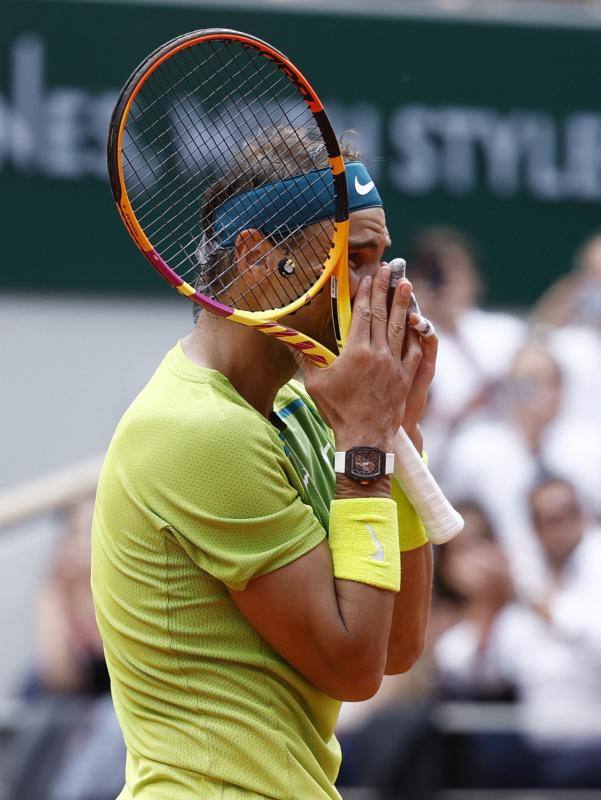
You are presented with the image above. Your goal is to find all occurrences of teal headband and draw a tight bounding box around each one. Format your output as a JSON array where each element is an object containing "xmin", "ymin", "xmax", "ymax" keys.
[{"xmin": 212, "ymin": 161, "xmax": 382, "ymax": 248}]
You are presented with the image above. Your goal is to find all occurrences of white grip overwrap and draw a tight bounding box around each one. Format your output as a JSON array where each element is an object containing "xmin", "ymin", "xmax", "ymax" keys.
[{"xmin": 393, "ymin": 426, "xmax": 464, "ymax": 544}]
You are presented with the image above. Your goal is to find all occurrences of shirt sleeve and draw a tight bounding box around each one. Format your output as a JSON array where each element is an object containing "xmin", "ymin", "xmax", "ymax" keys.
[
  {"xmin": 550, "ymin": 589, "xmax": 601, "ymax": 660},
  {"xmin": 153, "ymin": 410, "xmax": 326, "ymax": 591}
]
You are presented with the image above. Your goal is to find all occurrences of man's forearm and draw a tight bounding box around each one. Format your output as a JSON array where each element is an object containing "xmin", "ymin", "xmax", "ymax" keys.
[
  {"xmin": 322, "ymin": 471, "xmax": 399, "ymax": 699},
  {"xmin": 384, "ymin": 543, "xmax": 433, "ymax": 674}
]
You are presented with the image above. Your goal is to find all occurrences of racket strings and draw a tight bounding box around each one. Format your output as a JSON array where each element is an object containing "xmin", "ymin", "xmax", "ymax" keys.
[
  {"xmin": 195, "ymin": 44, "xmax": 331, "ymax": 303},
  {"xmin": 200, "ymin": 171, "xmax": 332, "ymax": 296},
  {"xmin": 137, "ymin": 48, "xmax": 310, "ymax": 311},
  {"xmin": 124, "ymin": 44, "xmax": 226, "ymax": 154},
  {"xmin": 128, "ymin": 60, "xmax": 297, "ymax": 251},
  {"xmin": 217, "ymin": 42, "xmax": 334, "ymax": 249},
  {"xmin": 122, "ymin": 50, "xmax": 223, "ymax": 204},
  {"xmin": 134, "ymin": 56, "xmax": 318, "ymax": 238},
  {"xmin": 172, "ymin": 46, "xmax": 307, "ymax": 310},
  {"xmin": 121, "ymin": 37, "xmax": 336, "ymax": 311},
  {"xmin": 232, "ymin": 220, "xmax": 332, "ymax": 308},
  {"xmin": 198, "ymin": 143, "xmax": 331, "ymax": 307},
  {"xmin": 127, "ymin": 44, "xmax": 320, "ymax": 241},
  {"xmin": 126, "ymin": 45, "xmax": 304, "ymax": 214},
  {"xmin": 123, "ymin": 49, "xmax": 255, "ymax": 218}
]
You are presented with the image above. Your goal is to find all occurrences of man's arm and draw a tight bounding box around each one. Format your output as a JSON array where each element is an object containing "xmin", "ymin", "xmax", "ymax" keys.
[
  {"xmin": 385, "ymin": 543, "xmax": 432, "ymax": 674},
  {"xmin": 383, "ymin": 306, "xmax": 438, "ymax": 674},
  {"xmin": 231, "ymin": 539, "xmax": 432, "ymax": 701},
  {"xmin": 230, "ymin": 539, "xmax": 394, "ymax": 702},
  {"xmin": 231, "ymin": 269, "xmax": 423, "ymax": 701}
]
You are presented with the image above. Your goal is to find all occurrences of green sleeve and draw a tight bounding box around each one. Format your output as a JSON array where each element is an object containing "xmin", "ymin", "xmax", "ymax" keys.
[{"xmin": 156, "ymin": 412, "xmax": 326, "ymax": 591}]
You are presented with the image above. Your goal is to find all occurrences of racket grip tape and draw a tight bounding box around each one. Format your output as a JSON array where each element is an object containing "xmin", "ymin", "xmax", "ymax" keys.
[{"xmin": 393, "ymin": 427, "xmax": 464, "ymax": 544}]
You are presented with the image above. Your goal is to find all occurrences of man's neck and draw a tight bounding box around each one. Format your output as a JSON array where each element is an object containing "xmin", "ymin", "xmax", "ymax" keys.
[{"xmin": 181, "ymin": 313, "xmax": 297, "ymax": 418}]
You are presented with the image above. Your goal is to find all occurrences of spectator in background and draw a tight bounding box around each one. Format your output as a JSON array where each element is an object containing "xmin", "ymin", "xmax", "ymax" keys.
[
  {"xmin": 435, "ymin": 476, "xmax": 601, "ymax": 788},
  {"xmin": 432, "ymin": 501, "xmax": 514, "ymax": 700},
  {"xmin": 8, "ymin": 494, "xmax": 125, "ymax": 800},
  {"xmin": 532, "ymin": 232, "xmax": 601, "ymax": 433},
  {"xmin": 533, "ymin": 231, "xmax": 601, "ymax": 330},
  {"xmin": 441, "ymin": 341, "xmax": 601, "ymax": 596},
  {"xmin": 433, "ymin": 501, "xmax": 515, "ymax": 702},
  {"xmin": 25, "ymin": 493, "xmax": 109, "ymax": 697},
  {"xmin": 407, "ymin": 226, "xmax": 526, "ymax": 469}
]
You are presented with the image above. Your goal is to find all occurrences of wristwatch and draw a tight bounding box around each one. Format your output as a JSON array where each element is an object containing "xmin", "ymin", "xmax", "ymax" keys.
[{"xmin": 334, "ymin": 446, "xmax": 395, "ymax": 484}]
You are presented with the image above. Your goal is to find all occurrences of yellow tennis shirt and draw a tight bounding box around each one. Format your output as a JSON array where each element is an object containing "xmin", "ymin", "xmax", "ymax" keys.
[{"xmin": 91, "ymin": 342, "xmax": 343, "ymax": 799}]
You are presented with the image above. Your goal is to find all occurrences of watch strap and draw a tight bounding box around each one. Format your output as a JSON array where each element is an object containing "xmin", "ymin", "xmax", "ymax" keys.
[
  {"xmin": 385, "ymin": 452, "xmax": 395, "ymax": 474},
  {"xmin": 334, "ymin": 450, "xmax": 395, "ymax": 474},
  {"xmin": 334, "ymin": 451, "xmax": 345, "ymax": 473}
]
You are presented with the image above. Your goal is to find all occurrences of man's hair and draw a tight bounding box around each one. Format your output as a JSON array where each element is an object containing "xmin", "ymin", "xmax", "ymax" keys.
[{"xmin": 194, "ymin": 127, "xmax": 359, "ymax": 307}]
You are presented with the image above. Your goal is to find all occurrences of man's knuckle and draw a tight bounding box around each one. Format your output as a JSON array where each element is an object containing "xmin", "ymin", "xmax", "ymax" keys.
[
  {"xmin": 358, "ymin": 306, "xmax": 372, "ymax": 323},
  {"xmin": 371, "ymin": 307, "xmax": 388, "ymax": 323},
  {"xmin": 374, "ymin": 349, "xmax": 390, "ymax": 366},
  {"xmin": 389, "ymin": 321, "xmax": 406, "ymax": 338}
]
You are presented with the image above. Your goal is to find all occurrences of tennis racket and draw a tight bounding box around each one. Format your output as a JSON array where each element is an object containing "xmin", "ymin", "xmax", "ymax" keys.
[{"xmin": 107, "ymin": 28, "xmax": 462, "ymax": 544}]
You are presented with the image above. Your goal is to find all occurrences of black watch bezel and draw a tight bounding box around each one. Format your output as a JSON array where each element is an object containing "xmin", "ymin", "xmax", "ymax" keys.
[{"xmin": 344, "ymin": 446, "xmax": 387, "ymax": 483}]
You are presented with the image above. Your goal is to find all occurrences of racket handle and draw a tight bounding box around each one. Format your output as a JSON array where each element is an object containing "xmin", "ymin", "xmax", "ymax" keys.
[{"xmin": 393, "ymin": 427, "xmax": 464, "ymax": 544}]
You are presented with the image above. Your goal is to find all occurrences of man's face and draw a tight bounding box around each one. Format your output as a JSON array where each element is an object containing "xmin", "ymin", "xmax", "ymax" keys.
[
  {"xmin": 531, "ymin": 481, "xmax": 584, "ymax": 569},
  {"xmin": 283, "ymin": 207, "xmax": 391, "ymax": 349}
]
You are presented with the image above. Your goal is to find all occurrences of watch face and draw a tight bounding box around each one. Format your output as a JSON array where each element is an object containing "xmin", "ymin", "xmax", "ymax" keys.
[{"xmin": 347, "ymin": 447, "xmax": 384, "ymax": 481}]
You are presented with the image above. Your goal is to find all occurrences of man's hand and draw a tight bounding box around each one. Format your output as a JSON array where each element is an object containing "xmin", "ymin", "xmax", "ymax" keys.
[
  {"xmin": 400, "ymin": 312, "xmax": 438, "ymax": 453},
  {"xmin": 292, "ymin": 266, "xmax": 423, "ymax": 458}
]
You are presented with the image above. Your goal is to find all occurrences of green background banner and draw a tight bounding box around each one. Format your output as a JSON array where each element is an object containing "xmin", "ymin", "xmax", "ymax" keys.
[{"xmin": 2, "ymin": 1, "xmax": 600, "ymax": 305}]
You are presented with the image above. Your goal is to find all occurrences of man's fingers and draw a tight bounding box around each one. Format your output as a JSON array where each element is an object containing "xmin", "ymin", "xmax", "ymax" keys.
[
  {"xmin": 346, "ymin": 274, "xmax": 373, "ymax": 347},
  {"xmin": 409, "ymin": 312, "xmax": 438, "ymax": 372},
  {"xmin": 409, "ymin": 312, "xmax": 436, "ymax": 339},
  {"xmin": 387, "ymin": 279, "xmax": 412, "ymax": 359},
  {"xmin": 402, "ymin": 329, "xmax": 423, "ymax": 381},
  {"xmin": 370, "ymin": 265, "xmax": 392, "ymax": 352}
]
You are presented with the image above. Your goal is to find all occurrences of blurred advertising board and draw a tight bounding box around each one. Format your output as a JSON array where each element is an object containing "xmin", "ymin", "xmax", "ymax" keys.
[{"xmin": 2, "ymin": 1, "xmax": 601, "ymax": 305}]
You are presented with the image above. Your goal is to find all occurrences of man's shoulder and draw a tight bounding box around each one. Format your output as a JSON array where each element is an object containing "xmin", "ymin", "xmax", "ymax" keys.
[
  {"xmin": 108, "ymin": 347, "xmax": 281, "ymax": 473},
  {"xmin": 125, "ymin": 345, "xmax": 270, "ymax": 430}
]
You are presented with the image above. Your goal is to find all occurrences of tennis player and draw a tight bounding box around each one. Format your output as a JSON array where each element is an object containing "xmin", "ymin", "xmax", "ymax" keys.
[{"xmin": 92, "ymin": 142, "xmax": 436, "ymax": 799}]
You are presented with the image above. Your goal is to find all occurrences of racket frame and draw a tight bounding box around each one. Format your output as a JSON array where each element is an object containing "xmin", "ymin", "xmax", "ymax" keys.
[{"xmin": 107, "ymin": 29, "xmax": 348, "ymax": 366}]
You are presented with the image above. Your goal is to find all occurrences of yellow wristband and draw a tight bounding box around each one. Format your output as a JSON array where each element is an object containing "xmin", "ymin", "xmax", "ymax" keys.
[
  {"xmin": 328, "ymin": 498, "xmax": 400, "ymax": 592},
  {"xmin": 392, "ymin": 477, "xmax": 429, "ymax": 552}
]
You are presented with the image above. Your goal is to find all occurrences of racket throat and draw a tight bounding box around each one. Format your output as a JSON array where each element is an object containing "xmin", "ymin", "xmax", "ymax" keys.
[{"xmin": 331, "ymin": 244, "xmax": 352, "ymax": 354}]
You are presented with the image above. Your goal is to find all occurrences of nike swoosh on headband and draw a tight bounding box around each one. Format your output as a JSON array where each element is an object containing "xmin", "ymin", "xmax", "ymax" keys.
[{"xmin": 354, "ymin": 176, "xmax": 375, "ymax": 196}]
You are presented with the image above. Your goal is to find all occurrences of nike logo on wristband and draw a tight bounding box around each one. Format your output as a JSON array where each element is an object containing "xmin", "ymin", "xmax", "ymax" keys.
[
  {"xmin": 366, "ymin": 523, "xmax": 385, "ymax": 562},
  {"xmin": 354, "ymin": 176, "xmax": 375, "ymax": 196}
]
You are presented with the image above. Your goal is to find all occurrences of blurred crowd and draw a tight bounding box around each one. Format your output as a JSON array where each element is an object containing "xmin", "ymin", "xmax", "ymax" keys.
[
  {"xmin": 6, "ymin": 497, "xmax": 125, "ymax": 800},
  {"xmin": 5, "ymin": 229, "xmax": 601, "ymax": 799},
  {"xmin": 338, "ymin": 227, "xmax": 601, "ymax": 796}
]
